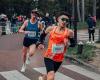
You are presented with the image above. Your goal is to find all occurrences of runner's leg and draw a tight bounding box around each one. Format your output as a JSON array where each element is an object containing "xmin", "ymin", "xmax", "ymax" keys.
[
  {"xmin": 21, "ymin": 46, "xmax": 28, "ymax": 72},
  {"xmin": 29, "ymin": 44, "xmax": 36, "ymax": 57}
]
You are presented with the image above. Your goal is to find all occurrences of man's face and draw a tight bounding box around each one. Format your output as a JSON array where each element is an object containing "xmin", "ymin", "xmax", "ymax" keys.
[
  {"xmin": 58, "ymin": 15, "xmax": 69, "ymax": 27},
  {"xmin": 31, "ymin": 11, "xmax": 38, "ymax": 19}
]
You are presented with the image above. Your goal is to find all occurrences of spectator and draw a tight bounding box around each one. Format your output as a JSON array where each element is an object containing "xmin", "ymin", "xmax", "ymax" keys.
[
  {"xmin": 86, "ymin": 15, "xmax": 96, "ymax": 44},
  {"xmin": 42, "ymin": 13, "xmax": 54, "ymax": 30},
  {"xmin": 11, "ymin": 15, "xmax": 17, "ymax": 33}
]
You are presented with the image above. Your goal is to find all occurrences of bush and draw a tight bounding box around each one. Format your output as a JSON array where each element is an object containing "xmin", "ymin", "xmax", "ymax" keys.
[{"xmin": 66, "ymin": 44, "xmax": 96, "ymax": 61}]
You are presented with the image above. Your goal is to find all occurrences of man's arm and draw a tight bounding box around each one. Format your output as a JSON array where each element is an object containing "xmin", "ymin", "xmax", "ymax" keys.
[
  {"xmin": 38, "ymin": 26, "xmax": 53, "ymax": 44},
  {"xmin": 38, "ymin": 21, "xmax": 44, "ymax": 31},
  {"xmin": 18, "ymin": 20, "xmax": 28, "ymax": 33}
]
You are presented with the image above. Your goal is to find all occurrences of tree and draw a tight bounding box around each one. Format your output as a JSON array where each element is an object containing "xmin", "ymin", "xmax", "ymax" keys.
[
  {"xmin": 72, "ymin": 0, "xmax": 75, "ymax": 18},
  {"xmin": 93, "ymin": 0, "xmax": 96, "ymax": 16},
  {"xmin": 77, "ymin": 0, "xmax": 81, "ymax": 21},
  {"xmin": 0, "ymin": 0, "xmax": 99, "ymax": 19},
  {"xmin": 81, "ymin": 0, "xmax": 85, "ymax": 22}
]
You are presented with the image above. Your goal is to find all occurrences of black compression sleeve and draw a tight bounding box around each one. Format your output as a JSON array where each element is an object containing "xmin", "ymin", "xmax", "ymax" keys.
[{"xmin": 39, "ymin": 30, "xmax": 47, "ymax": 43}]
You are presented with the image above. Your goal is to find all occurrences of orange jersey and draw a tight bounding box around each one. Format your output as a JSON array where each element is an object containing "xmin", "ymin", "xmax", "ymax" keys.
[{"xmin": 44, "ymin": 26, "xmax": 71, "ymax": 62}]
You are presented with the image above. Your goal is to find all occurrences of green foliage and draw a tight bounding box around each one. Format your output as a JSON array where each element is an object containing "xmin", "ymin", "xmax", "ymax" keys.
[
  {"xmin": 0, "ymin": 0, "xmax": 99, "ymax": 19},
  {"xmin": 85, "ymin": 0, "xmax": 93, "ymax": 16},
  {"xmin": 77, "ymin": 22, "xmax": 87, "ymax": 30},
  {"xmin": 73, "ymin": 20, "xmax": 100, "ymax": 30},
  {"xmin": 79, "ymin": 44, "xmax": 96, "ymax": 61},
  {"xmin": 38, "ymin": 0, "xmax": 61, "ymax": 15},
  {"xmin": 67, "ymin": 46, "xmax": 77, "ymax": 55},
  {"xmin": 96, "ymin": 20, "xmax": 100, "ymax": 28},
  {"xmin": 67, "ymin": 44, "xmax": 96, "ymax": 61},
  {"xmin": 69, "ymin": 22, "xmax": 87, "ymax": 30}
]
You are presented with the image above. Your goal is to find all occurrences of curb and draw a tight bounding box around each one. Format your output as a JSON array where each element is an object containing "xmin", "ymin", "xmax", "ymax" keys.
[{"xmin": 65, "ymin": 55, "xmax": 100, "ymax": 74}]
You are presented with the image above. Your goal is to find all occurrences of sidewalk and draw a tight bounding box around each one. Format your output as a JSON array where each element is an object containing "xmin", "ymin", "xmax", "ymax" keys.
[
  {"xmin": 95, "ymin": 43, "xmax": 100, "ymax": 48},
  {"xmin": 77, "ymin": 29, "xmax": 99, "ymax": 42},
  {"xmin": 66, "ymin": 29, "xmax": 100, "ymax": 74}
]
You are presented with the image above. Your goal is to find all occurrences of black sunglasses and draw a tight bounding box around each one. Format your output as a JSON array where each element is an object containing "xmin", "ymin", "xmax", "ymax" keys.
[
  {"xmin": 31, "ymin": 11, "xmax": 38, "ymax": 15},
  {"xmin": 61, "ymin": 18, "xmax": 69, "ymax": 22},
  {"xmin": 31, "ymin": 11, "xmax": 36, "ymax": 14}
]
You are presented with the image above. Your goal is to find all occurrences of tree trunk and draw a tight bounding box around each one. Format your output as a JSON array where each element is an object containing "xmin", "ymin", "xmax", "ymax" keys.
[
  {"xmin": 72, "ymin": 0, "xmax": 75, "ymax": 18},
  {"xmin": 93, "ymin": 0, "xmax": 96, "ymax": 16},
  {"xmin": 77, "ymin": 0, "xmax": 81, "ymax": 21},
  {"xmin": 81, "ymin": 0, "xmax": 85, "ymax": 22}
]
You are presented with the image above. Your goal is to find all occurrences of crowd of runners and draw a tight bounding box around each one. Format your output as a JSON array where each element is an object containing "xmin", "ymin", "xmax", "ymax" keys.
[
  {"xmin": 0, "ymin": 9, "xmax": 96, "ymax": 80},
  {"xmin": 18, "ymin": 9, "xmax": 76, "ymax": 80}
]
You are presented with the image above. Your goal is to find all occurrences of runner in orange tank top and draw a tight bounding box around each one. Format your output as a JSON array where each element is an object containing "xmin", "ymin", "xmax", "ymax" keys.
[
  {"xmin": 44, "ymin": 26, "xmax": 70, "ymax": 62},
  {"xmin": 38, "ymin": 11, "xmax": 76, "ymax": 80}
]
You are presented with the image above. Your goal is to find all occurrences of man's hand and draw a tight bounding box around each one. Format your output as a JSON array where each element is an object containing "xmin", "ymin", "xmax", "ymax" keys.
[
  {"xmin": 24, "ymin": 31, "xmax": 30, "ymax": 34},
  {"xmin": 38, "ymin": 44, "xmax": 44, "ymax": 50}
]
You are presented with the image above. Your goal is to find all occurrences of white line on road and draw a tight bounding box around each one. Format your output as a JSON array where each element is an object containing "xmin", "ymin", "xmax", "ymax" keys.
[
  {"xmin": 33, "ymin": 67, "xmax": 74, "ymax": 80},
  {"xmin": 63, "ymin": 65, "xmax": 100, "ymax": 80},
  {"xmin": 0, "ymin": 70, "xmax": 30, "ymax": 80}
]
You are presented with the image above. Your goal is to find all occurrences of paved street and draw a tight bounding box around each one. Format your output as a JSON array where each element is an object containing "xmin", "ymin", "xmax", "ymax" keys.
[
  {"xmin": 77, "ymin": 29, "xmax": 99, "ymax": 42},
  {"xmin": 0, "ymin": 32, "xmax": 100, "ymax": 80}
]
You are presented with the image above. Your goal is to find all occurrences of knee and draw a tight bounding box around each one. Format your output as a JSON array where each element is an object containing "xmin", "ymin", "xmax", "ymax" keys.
[
  {"xmin": 29, "ymin": 46, "xmax": 36, "ymax": 57},
  {"xmin": 47, "ymin": 71, "xmax": 55, "ymax": 80},
  {"xmin": 22, "ymin": 48, "xmax": 27, "ymax": 57},
  {"xmin": 22, "ymin": 47, "xmax": 27, "ymax": 52},
  {"xmin": 28, "ymin": 51, "xmax": 35, "ymax": 57}
]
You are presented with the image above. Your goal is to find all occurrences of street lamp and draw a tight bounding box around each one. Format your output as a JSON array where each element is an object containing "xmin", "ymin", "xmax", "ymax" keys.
[{"xmin": 33, "ymin": 0, "xmax": 39, "ymax": 11}]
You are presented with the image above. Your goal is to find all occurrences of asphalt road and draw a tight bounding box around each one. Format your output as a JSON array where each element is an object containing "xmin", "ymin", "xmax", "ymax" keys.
[{"xmin": 0, "ymin": 33, "xmax": 100, "ymax": 80}]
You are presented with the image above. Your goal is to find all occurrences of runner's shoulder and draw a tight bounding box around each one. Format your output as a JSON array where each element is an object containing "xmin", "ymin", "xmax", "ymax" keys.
[
  {"xmin": 65, "ymin": 28, "xmax": 74, "ymax": 37},
  {"xmin": 45, "ymin": 25, "xmax": 57, "ymax": 33},
  {"xmin": 23, "ymin": 19, "xmax": 29, "ymax": 26},
  {"xmin": 66, "ymin": 28, "xmax": 73, "ymax": 33}
]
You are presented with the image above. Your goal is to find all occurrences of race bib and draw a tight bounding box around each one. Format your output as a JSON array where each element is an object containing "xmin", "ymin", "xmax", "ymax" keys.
[
  {"xmin": 38, "ymin": 32, "xmax": 41, "ymax": 37},
  {"xmin": 52, "ymin": 44, "xmax": 64, "ymax": 54},
  {"xmin": 28, "ymin": 31, "xmax": 36, "ymax": 37}
]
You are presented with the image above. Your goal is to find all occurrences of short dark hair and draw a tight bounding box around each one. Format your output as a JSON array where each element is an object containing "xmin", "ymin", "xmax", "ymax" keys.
[
  {"xmin": 55, "ymin": 11, "xmax": 70, "ymax": 22},
  {"xmin": 31, "ymin": 9, "xmax": 40, "ymax": 17}
]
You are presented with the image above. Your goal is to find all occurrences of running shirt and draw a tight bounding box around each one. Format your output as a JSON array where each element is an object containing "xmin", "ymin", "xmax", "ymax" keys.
[
  {"xmin": 44, "ymin": 26, "xmax": 71, "ymax": 62},
  {"xmin": 25, "ymin": 20, "xmax": 40, "ymax": 39}
]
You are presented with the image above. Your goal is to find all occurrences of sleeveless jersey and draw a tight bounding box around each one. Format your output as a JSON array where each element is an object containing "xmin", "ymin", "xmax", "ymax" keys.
[
  {"xmin": 25, "ymin": 20, "xmax": 40, "ymax": 39},
  {"xmin": 44, "ymin": 26, "xmax": 70, "ymax": 62}
]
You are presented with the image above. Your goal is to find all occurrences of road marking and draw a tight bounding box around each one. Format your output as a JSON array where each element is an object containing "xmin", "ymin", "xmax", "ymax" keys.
[
  {"xmin": 63, "ymin": 65, "xmax": 100, "ymax": 80},
  {"xmin": 33, "ymin": 67, "xmax": 74, "ymax": 80},
  {"xmin": 0, "ymin": 70, "xmax": 30, "ymax": 80}
]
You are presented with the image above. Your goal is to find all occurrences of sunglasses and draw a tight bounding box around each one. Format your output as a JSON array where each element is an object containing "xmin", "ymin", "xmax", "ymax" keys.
[
  {"xmin": 61, "ymin": 18, "xmax": 69, "ymax": 22},
  {"xmin": 31, "ymin": 11, "xmax": 38, "ymax": 15}
]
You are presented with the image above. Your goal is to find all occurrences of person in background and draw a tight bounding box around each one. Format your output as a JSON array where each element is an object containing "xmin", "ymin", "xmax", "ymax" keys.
[
  {"xmin": 11, "ymin": 14, "xmax": 17, "ymax": 33},
  {"xmin": 86, "ymin": 15, "xmax": 96, "ymax": 44},
  {"xmin": 42, "ymin": 13, "xmax": 54, "ymax": 30}
]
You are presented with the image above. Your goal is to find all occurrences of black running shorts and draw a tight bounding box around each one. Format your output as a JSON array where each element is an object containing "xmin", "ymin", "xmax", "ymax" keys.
[
  {"xmin": 44, "ymin": 58, "xmax": 62, "ymax": 73},
  {"xmin": 23, "ymin": 37, "xmax": 38, "ymax": 47}
]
